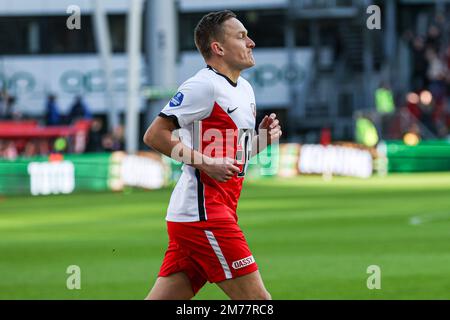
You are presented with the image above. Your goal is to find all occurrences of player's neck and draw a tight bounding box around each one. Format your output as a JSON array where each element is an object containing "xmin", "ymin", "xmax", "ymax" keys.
[{"xmin": 206, "ymin": 62, "xmax": 240, "ymax": 84}]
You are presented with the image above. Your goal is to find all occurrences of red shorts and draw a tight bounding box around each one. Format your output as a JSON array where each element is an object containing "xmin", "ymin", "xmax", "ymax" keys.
[{"xmin": 158, "ymin": 220, "xmax": 258, "ymax": 295}]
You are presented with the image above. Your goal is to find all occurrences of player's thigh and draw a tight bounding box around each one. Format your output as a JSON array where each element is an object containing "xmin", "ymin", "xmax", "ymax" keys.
[
  {"xmin": 216, "ymin": 270, "xmax": 271, "ymax": 300},
  {"xmin": 145, "ymin": 272, "xmax": 194, "ymax": 300}
]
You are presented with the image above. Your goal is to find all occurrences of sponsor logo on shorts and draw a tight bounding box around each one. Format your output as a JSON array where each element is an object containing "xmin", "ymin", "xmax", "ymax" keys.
[{"xmin": 232, "ymin": 255, "xmax": 255, "ymax": 270}]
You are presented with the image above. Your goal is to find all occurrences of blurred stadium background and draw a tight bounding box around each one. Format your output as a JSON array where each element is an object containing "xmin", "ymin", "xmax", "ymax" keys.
[{"xmin": 1, "ymin": 0, "xmax": 450, "ymax": 299}]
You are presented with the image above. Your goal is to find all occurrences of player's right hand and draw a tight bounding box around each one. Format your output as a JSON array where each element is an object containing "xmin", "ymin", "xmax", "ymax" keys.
[{"xmin": 202, "ymin": 157, "xmax": 240, "ymax": 182}]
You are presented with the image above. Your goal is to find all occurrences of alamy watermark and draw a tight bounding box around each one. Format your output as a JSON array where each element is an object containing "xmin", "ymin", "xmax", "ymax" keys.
[
  {"xmin": 366, "ymin": 265, "xmax": 381, "ymax": 290},
  {"xmin": 169, "ymin": 128, "xmax": 279, "ymax": 175},
  {"xmin": 66, "ymin": 265, "xmax": 81, "ymax": 290},
  {"xmin": 66, "ymin": 5, "xmax": 81, "ymax": 30},
  {"xmin": 366, "ymin": 5, "xmax": 381, "ymax": 30}
]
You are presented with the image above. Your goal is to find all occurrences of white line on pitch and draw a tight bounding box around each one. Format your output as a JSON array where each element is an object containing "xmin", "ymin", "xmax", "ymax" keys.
[{"xmin": 409, "ymin": 212, "xmax": 450, "ymax": 226}]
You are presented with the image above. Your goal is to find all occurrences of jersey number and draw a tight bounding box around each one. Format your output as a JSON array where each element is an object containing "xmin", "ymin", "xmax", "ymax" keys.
[{"xmin": 236, "ymin": 129, "xmax": 254, "ymax": 177}]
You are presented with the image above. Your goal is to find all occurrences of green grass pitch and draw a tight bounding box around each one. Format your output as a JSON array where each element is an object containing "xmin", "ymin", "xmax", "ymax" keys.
[{"xmin": 1, "ymin": 173, "xmax": 450, "ymax": 299}]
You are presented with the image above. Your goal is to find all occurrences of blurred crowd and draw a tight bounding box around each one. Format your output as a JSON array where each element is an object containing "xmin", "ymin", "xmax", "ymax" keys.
[
  {"xmin": 370, "ymin": 14, "xmax": 450, "ymax": 143},
  {"xmin": 0, "ymin": 92, "xmax": 125, "ymax": 159},
  {"xmin": 2, "ymin": 12, "xmax": 450, "ymax": 158},
  {"xmin": 0, "ymin": 89, "xmax": 19, "ymax": 120},
  {"xmin": 402, "ymin": 14, "xmax": 450, "ymax": 139},
  {"xmin": 0, "ymin": 91, "xmax": 95, "ymax": 125}
]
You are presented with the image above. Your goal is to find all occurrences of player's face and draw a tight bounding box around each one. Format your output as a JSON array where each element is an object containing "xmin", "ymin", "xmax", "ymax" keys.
[{"xmin": 221, "ymin": 18, "xmax": 256, "ymax": 70}]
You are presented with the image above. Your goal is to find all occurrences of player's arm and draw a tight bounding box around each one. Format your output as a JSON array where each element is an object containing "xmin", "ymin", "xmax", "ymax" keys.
[
  {"xmin": 252, "ymin": 113, "xmax": 282, "ymax": 157},
  {"xmin": 143, "ymin": 116, "xmax": 240, "ymax": 182}
]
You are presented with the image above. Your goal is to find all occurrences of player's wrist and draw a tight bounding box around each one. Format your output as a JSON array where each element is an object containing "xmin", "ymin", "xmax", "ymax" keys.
[{"xmin": 190, "ymin": 153, "xmax": 211, "ymax": 172}]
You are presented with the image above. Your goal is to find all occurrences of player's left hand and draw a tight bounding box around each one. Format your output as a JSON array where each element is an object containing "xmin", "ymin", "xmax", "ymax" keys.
[{"xmin": 258, "ymin": 113, "xmax": 282, "ymax": 145}]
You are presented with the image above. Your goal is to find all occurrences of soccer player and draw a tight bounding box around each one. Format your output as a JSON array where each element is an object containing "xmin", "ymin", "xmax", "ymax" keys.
[{"xmin": 143, "ymin": 10, "xmax": 282, "ymax": 300}]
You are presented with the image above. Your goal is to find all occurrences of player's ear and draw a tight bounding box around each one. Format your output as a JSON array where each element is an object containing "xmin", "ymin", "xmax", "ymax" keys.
[{"xmin": 211, "ymin": 41, "xmax": 224, "ymax": 57}]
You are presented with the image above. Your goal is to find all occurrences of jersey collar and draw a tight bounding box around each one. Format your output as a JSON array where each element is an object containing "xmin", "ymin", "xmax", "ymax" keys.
[{"xmin": 206, "ymin": 65, "xmax": 238, "ymax": 87}]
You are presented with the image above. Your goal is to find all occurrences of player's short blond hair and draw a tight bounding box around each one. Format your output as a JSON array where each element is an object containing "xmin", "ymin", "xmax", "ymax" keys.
[{"xmin": 194, "ymin": 10, "xmax": 237, "ymax": 60}]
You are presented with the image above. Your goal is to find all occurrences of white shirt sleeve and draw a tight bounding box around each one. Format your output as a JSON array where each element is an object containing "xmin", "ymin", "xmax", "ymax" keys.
[{"xmin": 159, "ymin": 76, "xmax": 215, "ymax": 128}]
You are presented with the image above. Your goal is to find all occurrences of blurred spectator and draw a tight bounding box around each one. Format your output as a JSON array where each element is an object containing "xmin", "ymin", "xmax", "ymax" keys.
[
  {"xmin": 101, "ymin": 125, "xmax": 125, "ymax": 152},
  {"xmin": 319, "ymin": 127, "xmax": 331, "ymax": 146},
  {"xmin": 410, "ymin": 35, "xmax": 429, "ymax": 91},
  {"xmin": 0, "ymin": 90, "xmax": 7, "ymax": 118},
  {"xmin": 446, "ymin": 44, "xmax": 450, "ymax": 71},
  {"xmin": 53, "ymin": 137, "xmax": 68, "ymax": 154},
  {"xmin": 0, "ymin": 141, "xmax": 4, "ymax": 158},
  {"xmin": 1, "ymin": 141, "xmax": 18, "ymax": 160},
  {"xmin": 418, "ymin": 90, "xmax": 437, "ymax": 135},
  {"xmin": 426, "ymin": 48, "xmax": 447, "ymax": 100},
  {"xmin": 101, "ymin": 133, "xmax": 116, "ymax": 152},
  {"xmin": 425, "ymin": 24, "xmax": 442, "ymax": 53},
  {"xmin": 86, "ymin": 118, "xmax": 105, "ymax": 152},
  {"xmin": 112, "ymin": 125, "xmax": 125, "ymax": 150},
  {"xmin": 38, "ymin": 139, "xmax": 50, "ymax": 155},
  {"xmin": 426, "ymin": 48, "xmax": 447, "ymax": 131},
  {"xmin": 375, "ymin": 82, "xmax": 395, "ymax": 114},
  {"xmin": 45, "ymin": 94, "xmax": 61, "ymax": 126},
  {"xmin": 406, "ymin": 91, "xmax": 421, "ymax": 120},
  {"xmin": 374, "ymin": 82, "xmax": 396, "ymax": 139},
  {"xmin": 0, "ymin": 90, "xmax": 18, "ymax": 120},
  {"xmin": 355, "ymin": 116, "xmax": 379, "ymax": 147},
  {"xmin": 68, "ymin": 95, "xmax": 92, "ymax": 123},
  {"xmin": 446, "ymin": 44, "xmax": 450, "ymax": 98},
  {"xmin": 23, "ymin": 140, "xmax": 38, "ymax": 157}
]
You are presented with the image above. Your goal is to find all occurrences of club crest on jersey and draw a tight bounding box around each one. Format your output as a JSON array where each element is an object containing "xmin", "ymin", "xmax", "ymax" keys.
[
  {"xmin": 169, "ymin": 92, "xmax": 184, "ymax": 107},
  {"xmin": 232, "ymin": 255, "xmax": 255, "ymax": 270}
]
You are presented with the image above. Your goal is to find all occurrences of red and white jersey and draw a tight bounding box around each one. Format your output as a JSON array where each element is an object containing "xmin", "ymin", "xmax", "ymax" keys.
[{"xmin": 159, "ymin": 65, "xmax": 256, "ymax": 222}]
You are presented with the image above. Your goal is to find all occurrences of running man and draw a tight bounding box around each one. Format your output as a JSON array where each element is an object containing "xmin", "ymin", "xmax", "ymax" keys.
[{"xmin": 143, "ymin": 10, "xmax": 282, "ymax": 300}]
